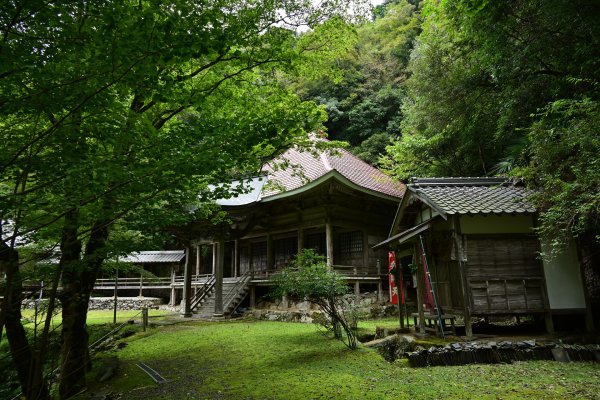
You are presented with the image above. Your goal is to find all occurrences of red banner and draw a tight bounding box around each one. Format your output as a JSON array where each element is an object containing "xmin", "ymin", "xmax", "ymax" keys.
[
  {"xmin": 388, "ymin": 252, "xmax": 404, "ymax": 305},
  {"xmin": 422, "ymin": 251, "xmax": 435, "ymax": 311}
]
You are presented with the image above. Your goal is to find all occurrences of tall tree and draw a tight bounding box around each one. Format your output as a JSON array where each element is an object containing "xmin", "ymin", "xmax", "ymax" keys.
[
  {"xmin": 0, "ymin": 1, "xmax": 360, "ymax": 398},
  {"xmin": 385, "ymin": 0, "xmax": 599, "ymax": 255},
  {"xmin": 296, "ymin": 0, "xmax": 421, "ymax": 163}
]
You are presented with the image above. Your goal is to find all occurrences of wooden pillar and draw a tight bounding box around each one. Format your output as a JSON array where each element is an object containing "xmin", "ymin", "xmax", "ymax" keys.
[
  {"xmin": 249, "ymin": 285, "xmax": 256, "ymax": 308},
  {"xmin": 250, "ymin": 244, "xmax": 254, "ymax": 279},
  {"xmin": 139, "ymin": 274, "xmax": 143, "ymax": 297},
  {"xmin": 230, "ymin": 245, "xmax": 235, "ymax": 278},
  {"xmin": 214, "ymin": 240, "xmax": 224, "ymax": 316},
  {"xmin": 181, "ymin": 247, "xmax": 192, "ymax": 317},
  {"xmin": 362, "ymin": 230, "xmax": 369, "ymax": 275},
  {"xmin": 196, "ymin": 244, "xmax": 201, "ymax": 276},
  {"xmin": 169, "ymin": 266, "xmax": 176, "ymax": 306},
  {"xmin": 376, "ymin": 259, "xmax": 383, "ymax": 302},
  {"xmin": 576, "ymin": 243, "xmax": 595, "ymax": 332},
  {"xmin": 212, "ymin": 243, "xmax": 216, "ymax": 275},
  {"xmin": 415, "ymin": 243, "xmax": 426, "ymax": 335},
  {"xmin": 234, "ymin": 239, "xmax": 240, "ymax": 278},
  {"xmin": 325, "ymin": 221, "xmax": 334, "ymax": 267},
  {"xmin": 539, "ymin": 276, "xmax": 555, "ymax": 334},
  {"xmin": 267, "ymin": 234, "xmax": 273, "ymax": 271},
  {"xmin": 297, "ymin": 228, "xmax": 304, "ymax": 254},
  {"xmin": 453, "ymin": 217, "xmax": 473, "ymax": 337}
]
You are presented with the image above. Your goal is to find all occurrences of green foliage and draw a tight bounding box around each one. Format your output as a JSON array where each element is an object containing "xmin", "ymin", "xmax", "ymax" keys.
[
  {"xmin": 517, "ymin": 99, "xmax": 600, "ymax": 247},
  {"xmin": 352, "ymin": 132, "xmax": 394, "ymax": 165},
  {"xmin": 297, "ymin": 1, "xmax": 421, "ymax": 152},
  {"xmin": 271, "ymin": 249, "xmax": 357, "ymax": 349},
  {"xmin": 271, "ymin": 249, "xmax": 348, "ymax": 301}
]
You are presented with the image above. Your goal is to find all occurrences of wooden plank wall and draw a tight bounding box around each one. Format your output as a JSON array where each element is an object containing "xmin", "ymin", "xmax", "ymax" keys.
[{"xmin": 465, "ymin": 236, "xmax": 545, "ymax": 314}]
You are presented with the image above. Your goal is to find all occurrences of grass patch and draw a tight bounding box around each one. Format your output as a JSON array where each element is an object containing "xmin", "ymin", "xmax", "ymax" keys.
[
  {"xmin": 20, "ymin": 308, "xmax": 172, "ymax": 326},
  {"xmin": 83, "ymin": 319, "xmax": 600, "ymax": 399}
]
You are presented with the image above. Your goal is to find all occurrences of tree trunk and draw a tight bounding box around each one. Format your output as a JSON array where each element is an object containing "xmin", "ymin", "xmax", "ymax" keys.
[
  {"xmin": 58, "ymin": 214, "xmax": 109, "ymax": 399},
  {"xmin": 1, "ymin": 242, "xmax": 50, "ymax": 400}
]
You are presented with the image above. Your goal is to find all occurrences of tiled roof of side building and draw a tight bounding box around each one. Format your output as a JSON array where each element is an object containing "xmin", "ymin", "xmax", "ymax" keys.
[
  {"xmin": 121, "ymin": 250, "xmax": 186, "ymax": 263},
  {"xmin": 409, "ymin": 177, "xmax": 535, "ymax": 215},
  {"xmin": 262, "ymin": 147, "xmax": 405, "ymax": 199}
]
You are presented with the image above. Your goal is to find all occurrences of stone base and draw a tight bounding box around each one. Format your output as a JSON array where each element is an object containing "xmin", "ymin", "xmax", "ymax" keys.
[{"xmin": 21, "ymin": 297, "xmax": 163, "ymax": 311}]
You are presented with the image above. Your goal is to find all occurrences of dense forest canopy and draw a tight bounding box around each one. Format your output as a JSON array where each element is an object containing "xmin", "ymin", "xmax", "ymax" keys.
[{"xmin": 302, "ymin": 0, "xmax": 599, "ymax": 252}]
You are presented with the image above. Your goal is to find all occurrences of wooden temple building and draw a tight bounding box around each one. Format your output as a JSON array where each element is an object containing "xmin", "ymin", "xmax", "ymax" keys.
[
  {"xmin": 374, "ymin": 177, "xmax": 594, "ymax": 336},
  {"xmin": 173, "ymin": 145, "xmax": 406, "ymax": 316}
]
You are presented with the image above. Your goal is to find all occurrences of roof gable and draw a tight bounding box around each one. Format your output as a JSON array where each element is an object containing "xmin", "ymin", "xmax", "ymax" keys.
[{"xmin": 262, "ymin": 146, "xmax": 405, "ymax": 201}]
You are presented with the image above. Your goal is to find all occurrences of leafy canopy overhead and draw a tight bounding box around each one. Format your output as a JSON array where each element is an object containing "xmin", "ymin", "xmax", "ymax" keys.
[{"xmin": 0, "ymin": 2, "xmax": 365, "ymax": 398}]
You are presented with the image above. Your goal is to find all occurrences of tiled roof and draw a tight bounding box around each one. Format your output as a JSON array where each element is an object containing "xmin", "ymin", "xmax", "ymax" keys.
[
  {"xmin": 409, "ymin": 177, "xmax": 535, "ymax": 215},
  {"xmin": 262, "ymin": 146, "xmax": 405, "ymax": 199},
  {"xmin": 121, "ymin": 250, "xmax": 185, "ymax": 263},
  {"xmin": 214, "ymin": 177, "xmax": 266, "ymax": 206}
]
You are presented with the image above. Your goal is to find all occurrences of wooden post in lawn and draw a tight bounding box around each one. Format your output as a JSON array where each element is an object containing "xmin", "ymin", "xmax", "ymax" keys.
[{"xmin": 142, "ymin": 307, "xmax": 148, "ymax": 332}]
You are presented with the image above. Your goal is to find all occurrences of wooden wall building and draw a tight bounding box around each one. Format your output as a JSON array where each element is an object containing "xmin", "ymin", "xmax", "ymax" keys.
[
  {"xmin": 375, "ymin": 177, "xmax": 593, "ymax": 336},
  {"xmin": 181, "ymin": 145, "xmax": 406, "ymax": 316}
]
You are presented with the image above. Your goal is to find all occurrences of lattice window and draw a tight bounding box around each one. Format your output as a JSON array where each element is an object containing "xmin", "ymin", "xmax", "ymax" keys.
[
  {"xmin": 251, "ymin": 241, "xmax": 267, "ymax": 271},
  {"xmin": 338, "ymin": 231, "xmax": 363, "ymax": 254},
  {"xmin": 274, "ymin": 236, "xmax": 297, "ymax": 268},
  {"xmin": 306, "ymin": 232, "xmax": 326, "ymax": 256}
]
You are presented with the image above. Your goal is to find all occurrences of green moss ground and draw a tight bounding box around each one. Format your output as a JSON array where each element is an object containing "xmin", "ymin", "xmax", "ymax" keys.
[{"xmin": 82, "ymin": 319, "xmax": 600, "ymax": 400}]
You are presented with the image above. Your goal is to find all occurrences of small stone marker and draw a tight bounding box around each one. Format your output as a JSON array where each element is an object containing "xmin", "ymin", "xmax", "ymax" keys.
[{"xmin": 551, "ymin": 347, "xmax": 571, "ymax": 363}]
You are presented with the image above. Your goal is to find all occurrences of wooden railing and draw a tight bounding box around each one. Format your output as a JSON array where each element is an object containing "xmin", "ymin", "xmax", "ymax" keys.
[
  {"xmin": 247, "ymin": 265, "xmax": 381, "ymax": 280},
  {"xmin": 190, "ymin": 275, "xmax": 216, "ymax": 310},
  {"xmin": 332, "ymin": 264, "xmax": 381, "ymax": 277},
  {"xmin": 94, "ymin": 274, "xmax": 213, "ymax": 290},
  {"xmin": 223, "ymin": 270, "xmax": 252, "ymax": 313},
  {"xmin": 173, "ymin": 274, "xmax": 213, "ymax": 285},
  {"xmin": 94, "ymin": 277, "xmax": 172, "ymax": 288}
]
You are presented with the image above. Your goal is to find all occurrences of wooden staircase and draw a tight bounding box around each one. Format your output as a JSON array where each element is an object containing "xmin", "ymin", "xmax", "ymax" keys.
[{"xmin": 192, "ymin": 271, "xmax": 251, "ymax": 317}]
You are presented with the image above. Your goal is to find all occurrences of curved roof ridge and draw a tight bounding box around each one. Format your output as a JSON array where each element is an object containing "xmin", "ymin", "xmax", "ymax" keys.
[{"xmin": 262, "ymin": 143, "xmax": 405, "ymax": 200}]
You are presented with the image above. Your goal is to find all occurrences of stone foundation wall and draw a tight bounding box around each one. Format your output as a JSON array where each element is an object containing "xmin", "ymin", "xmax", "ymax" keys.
[
  {"xmin": 251, "ymin": 291, "xmax": 406, "ymax": 323},
  {"xmin": 22, "ymin": 297, "xmax": 163, "ymax": 311}
]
